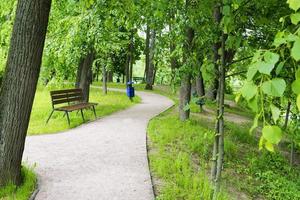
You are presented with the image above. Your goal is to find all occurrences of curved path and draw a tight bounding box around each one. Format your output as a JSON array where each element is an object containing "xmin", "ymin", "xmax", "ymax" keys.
[{"xmin": 23, "ymin": 90, "xmax": 174, "ymax": 200}]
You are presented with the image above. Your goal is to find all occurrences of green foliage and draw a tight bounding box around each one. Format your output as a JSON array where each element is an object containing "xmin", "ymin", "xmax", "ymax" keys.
[
  {"xmin": 0, "ymin": 166, "xmax": 37, "ymax": 200},
  {"xmin": 261, "ymin": 78, "xmax": 286, "ymax": 97},
  {"xmin": 240, "ymin": 1, "xmax": 300, "ymax": 151}
]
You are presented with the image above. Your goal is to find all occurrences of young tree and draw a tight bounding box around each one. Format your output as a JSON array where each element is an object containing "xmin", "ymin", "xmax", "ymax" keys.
[{"xmin": 0, "ymin": 0, "xmax": 52, "ymax": 186}]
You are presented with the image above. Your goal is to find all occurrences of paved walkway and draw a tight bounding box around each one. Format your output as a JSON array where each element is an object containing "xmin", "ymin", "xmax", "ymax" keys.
[{"xmin": 23, "ymin": 89, "xmax": 174, "ymax": 200}]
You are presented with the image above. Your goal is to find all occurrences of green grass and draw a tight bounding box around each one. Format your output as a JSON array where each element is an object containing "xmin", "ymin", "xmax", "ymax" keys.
[
  {"xmin": 146, "ymin": 85, "xmax": 300, "ymax": 199},
  {"xmin": 28, "ymin": 85, "xmax": 140, "ymax": 135},
  {"xmin": 148, "ymin": 109, "xmax": 228, "ymax": 200},
  {"xmin": 0, "ymin": 166, "xmax": 37, "ymax": 200}
]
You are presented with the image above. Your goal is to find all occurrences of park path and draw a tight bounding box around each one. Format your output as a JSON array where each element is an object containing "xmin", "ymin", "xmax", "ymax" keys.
[{"xmin": 23, "ymin": 89, "xmax": 174, "ymax": 200}]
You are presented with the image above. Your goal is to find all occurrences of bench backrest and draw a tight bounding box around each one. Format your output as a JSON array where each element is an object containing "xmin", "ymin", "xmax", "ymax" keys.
[{"xmin": 50, "ymin": 88, "xmax": 84, "ymax": 108}]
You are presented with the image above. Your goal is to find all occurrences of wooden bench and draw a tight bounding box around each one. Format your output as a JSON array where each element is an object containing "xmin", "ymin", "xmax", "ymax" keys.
[{"xmin": 46, "ymin": 88, "xmax": 97, "ymax": 125}]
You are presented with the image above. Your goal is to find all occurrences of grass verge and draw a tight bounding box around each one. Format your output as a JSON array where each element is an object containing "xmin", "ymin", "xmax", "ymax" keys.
[
  {"xmin": 28, "ymin": 85, "xmax": 140, "ymax": 135},
  {"xmin": 0, "ymin": 166, "xmax": 37, "ymax": 200},
  {"xmin": 146, "ymin": 85, "xmax": 300, "ymax": 200}
]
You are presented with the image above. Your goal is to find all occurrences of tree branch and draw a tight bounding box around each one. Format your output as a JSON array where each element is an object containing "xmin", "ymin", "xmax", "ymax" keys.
[
  {"xmin": 226, "ymin": 70, "xmax": 247, "ymax": 78},
  {"xmin": 226, "ymin": 56, "xmax": 253, "ymax": 67}
]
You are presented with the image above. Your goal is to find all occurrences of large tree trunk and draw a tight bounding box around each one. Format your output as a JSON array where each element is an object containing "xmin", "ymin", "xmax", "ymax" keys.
[
  {"xmin": 145, "ymin": 30, "xmax": 156, "ymax": 90},
  {"xmin": 76, "ymin": 51, "xmax": 94, "ymax": 102},
  {"xmin": 179, "ymin": 1, "xmax": 194, "ymax": 121},
  {"xmin": 144, "ymin": 24, "xmax": 150, "ymax": 81},
  {"xmin": 0, "ymin": 0, "xmax": 51, "ymax": 186}
]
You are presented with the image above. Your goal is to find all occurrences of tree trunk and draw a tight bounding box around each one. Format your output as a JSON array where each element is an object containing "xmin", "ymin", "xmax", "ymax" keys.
[
  {"xmin": 283, "ymin": 101, "xmax": 294, "ymax": 166},
  {"xmin": 125, "ymin": 54, "xmax": 130, "ymax": 84},
  {"xmin": 213, "ymin": 31, "xmax": 226, "ymax": 200},
  {"xmin": 196, "ymin": 71, "xmax": 205, "ymax": 97},
  {"xmin": 129, "ymin": 29, "xmax": 134, "ymax": 83},
  {"xmin": 102, "ymin": 65, "xmax": 107, "ymax": 95},
  {"xmin": 75, "ymin": 58, "xmax": 84, "ymax": 88},
  {"xmin": 107, "ymin": 71, "xmax": 113, "ymax": 82},
  {"xmin": 179, "ymin": 74, "xmax": 192, "ymax": 120},
  {"xmin": 144, "ymin": 24, "xmax": 150, "ymax": 81},
  {"xmin": 0, "ymin": 0, "xmax": 51, "ymax": 186},
  {"xmin": 169, "ymin": 12, "xmax": 178, "ymax": 86},
  {"xmin": 207, "ymin": 3, "xmax": 222, "ymax": 101},
  {"xmin": 179, "ymin": 2, "xmax": 194, "ymax": 121},
  {"xmin": 76, "ymin": 51, "xmax": 94, "ymax": 102},
  {"xmin": 145, "ymin": 30, "xmax": 156, "ymax": 90}
]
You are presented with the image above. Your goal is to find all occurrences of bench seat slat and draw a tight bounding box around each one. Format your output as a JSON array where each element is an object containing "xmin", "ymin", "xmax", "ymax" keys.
[
  {"xmin": 51, "ymin": 92, "xmax": 82, "ymax": 100},
  {"xmin": 52, "ymin": 97, "xmax": 83, "ymax": 105},
  {"xmin": 55, "ymin": 102, "xmax": 98, "ymax": 112},
  {"xmin": 50, "ymin": 88, "xmax": 82, "ymax": 95}
]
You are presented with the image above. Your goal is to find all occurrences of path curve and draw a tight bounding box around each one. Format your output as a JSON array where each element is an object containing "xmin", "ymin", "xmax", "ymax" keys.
[{"xmin": 23, "ymin": 89, "xmax": 174, "ymax": 200}]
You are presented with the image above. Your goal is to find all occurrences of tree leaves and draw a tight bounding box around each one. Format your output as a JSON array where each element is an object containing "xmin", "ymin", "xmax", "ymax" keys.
[
  {"xmin": 291, "ymin": 38, "xmax": 300, "ymax": 61},
  {"xmin": 291, "ymin": 13, "xmax": 300, "ymax": 24},
  {"xmin": 241, "ymin": 82, "xmax": 257, "ymax": 100},
  {"xmin": 287, "ymin": 0, "xmax": 300, "ymax": 11},
  {"xmin": 258, "ymin": 52, "xmax": 279, "ymax": 75},
  {"xmin": 261, "ymin": 78, "xmax": 286, "ymax": 97},
  {"xmin": 262, "ymin": 125, "xmax": 282, "ymax": 145},
  {"xmin": 270, "ymin": 104, "xmax": 280, "ymax": 122},
  {"xmin": 292, "ymin": 79, "xmax": 300, "ymax": 94}
]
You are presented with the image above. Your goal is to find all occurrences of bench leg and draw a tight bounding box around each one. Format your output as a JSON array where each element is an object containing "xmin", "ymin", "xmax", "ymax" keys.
[
  {"xmin": 65, "ymin": 111, "xmax": 70, "ymax": 126},
  {"xmin": 46, "ymin": 110, "xmax": 54, "ymax": 124},
  {"xmin": 80, "ymin": 109, "xmax": 85, "ymax": 122},
  {"xmin": 92, "ymin": 106, "xmax": 97, "ymax": 119}
]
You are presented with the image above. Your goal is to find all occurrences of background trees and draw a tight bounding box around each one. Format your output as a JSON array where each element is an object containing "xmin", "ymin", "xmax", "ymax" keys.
[{"xmin": 0, "ymin": 0, "xmax": 299, "ymax": 198}]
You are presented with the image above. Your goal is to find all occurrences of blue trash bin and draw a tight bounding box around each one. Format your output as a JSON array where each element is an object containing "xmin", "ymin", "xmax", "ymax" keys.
[{"xmin": 126, "ymin": 81, "xmax": 135, "ymax": 100}]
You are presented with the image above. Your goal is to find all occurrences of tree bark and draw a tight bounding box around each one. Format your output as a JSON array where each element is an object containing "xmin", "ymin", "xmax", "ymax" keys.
[
  {"xmin": 128, "ymin": 29, "xmax": 134, "ymax": 83},
  {"xmin": 75, "ymin": 58, "xmax": 84, "ymax": 88},
  {"xmin": 145, "ymin": 29, "xmax": 156, "ymax": 90},
  {"xmin": 107, "ymin": 71, "xmax": 113, "ymax": 82},
  {"xmin": 76, "ymin": 51, "xmax": 94, "ymax": 102},
  {"xmin": 283, "ymin": 101, "xmax": 294, "ymax": 166},
  {"xmin": 196, "ymin": 71, "xmax": 205, "ymax": 97},
  {"xmin": 102, "ymin": 65, "xmax": 107, "ymax": 95},
  {"xmin": 207, "ymin": 4, "xmax": 222, "ymax": 101},
  {"xmin": 0, "ymin": 0, "xmax": 51, "ymax": 186},
  {"xmin": 179, "ymin": 2, "xmax": 194, "ymax": 121},
  {"xmin": 179, "ymin": 74, "xmax": 192, "ymax": 120},
  {"xmin": 144, "ymin": 24, "xmax": 150, "ymax": 81},
  {"xmin": 213, "ymin": 31, "xmax": 226, "ymax": 200},
  {"xmin": 169, "ymin": 14, "xmax": 179, "ymax": 85},
  {"xmin": 125, "ymin": 53, "xmax": 130, "ymax": 84}
]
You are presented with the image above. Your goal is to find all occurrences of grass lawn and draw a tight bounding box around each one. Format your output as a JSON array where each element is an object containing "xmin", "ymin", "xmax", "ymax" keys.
[
  {"xmin": 146, "ymin": 86, "xmax": 300, "ymax": 200},
  {"xmin": 28, "ymin": 85, "xmax": 140, "ymax": 135},
  {"xmin": 0, "ymin": 167, "xmax": 36, "ymax": 200}
]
